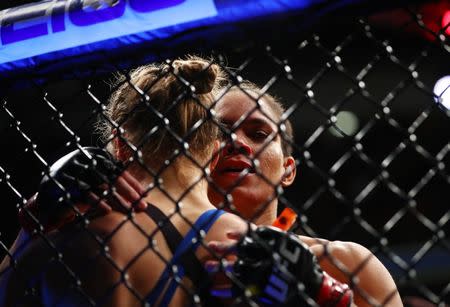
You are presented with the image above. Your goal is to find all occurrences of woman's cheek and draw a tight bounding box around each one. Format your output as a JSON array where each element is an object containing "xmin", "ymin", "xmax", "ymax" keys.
[{"xmin": 259, "ymin": 147, "xmax": 285, "ymax": 184}]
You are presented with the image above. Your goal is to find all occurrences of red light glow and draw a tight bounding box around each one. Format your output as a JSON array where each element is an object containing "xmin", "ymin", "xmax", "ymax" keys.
[{"xmin": 443, "ymin": 10, "xmax": 450, "ymax": 35}]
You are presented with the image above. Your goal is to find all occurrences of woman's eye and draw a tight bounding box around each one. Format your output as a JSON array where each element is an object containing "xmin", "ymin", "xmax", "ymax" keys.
[{"xmin": 253, "ymin": 130, "xmax": 270, "ymax": 139}]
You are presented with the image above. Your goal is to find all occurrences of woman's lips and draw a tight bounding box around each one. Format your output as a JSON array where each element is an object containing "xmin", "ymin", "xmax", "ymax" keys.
[{"xmin": 218, "ymin": 159, "xmax": 255, "ymax": 175}]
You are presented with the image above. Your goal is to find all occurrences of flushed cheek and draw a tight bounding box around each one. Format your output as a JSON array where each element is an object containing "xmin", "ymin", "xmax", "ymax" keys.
[{"xmin": 257, "ymin": 149, "xmax": 285, "ymax": 184}]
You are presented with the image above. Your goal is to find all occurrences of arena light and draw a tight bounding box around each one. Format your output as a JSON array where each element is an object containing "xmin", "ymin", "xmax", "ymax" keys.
[
  {"xmin": 329, "ymin": 111, "xmax": 360, "ymax": 138},
  {"xmin": 433, "ymin": 75, "xmax": 450, "ymax": 110}
]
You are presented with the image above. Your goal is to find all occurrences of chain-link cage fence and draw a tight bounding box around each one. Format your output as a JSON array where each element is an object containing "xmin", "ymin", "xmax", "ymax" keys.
[{"xmin": 0, "ymin": 0, "xmax": 449, "ymax": 306}]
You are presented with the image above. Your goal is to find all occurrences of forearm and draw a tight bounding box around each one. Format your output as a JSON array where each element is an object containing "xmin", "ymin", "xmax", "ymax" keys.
[{"xmin": 311, "ymin": 241, "xmax": 402, "ymax": 307}]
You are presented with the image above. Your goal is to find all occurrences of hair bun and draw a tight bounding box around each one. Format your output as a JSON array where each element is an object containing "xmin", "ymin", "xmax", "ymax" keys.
[{"xmin": 173, "ymin": 59, "xmax": 218, "ymax": 94}]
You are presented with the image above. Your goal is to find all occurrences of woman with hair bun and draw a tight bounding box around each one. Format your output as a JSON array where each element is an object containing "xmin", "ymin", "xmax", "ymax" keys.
[{"xmin": 0, "ymin": 57, "xmax": 248, "ymax": 306}]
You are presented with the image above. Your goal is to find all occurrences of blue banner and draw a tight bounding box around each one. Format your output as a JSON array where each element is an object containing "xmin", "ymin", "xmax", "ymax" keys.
[{"xmin": 0, "ymin": 0, "xmax": 326, "ymax": 74}]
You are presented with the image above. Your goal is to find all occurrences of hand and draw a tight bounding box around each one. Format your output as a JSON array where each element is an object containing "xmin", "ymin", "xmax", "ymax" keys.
[
  {"xmin": 86, "ymin": 169, "xmax": 148, "ymax": 214},
  {"xmin": 18, "ymin": 147, "xmax": 148, "ymax": 233},
  {"xmin": 207, "ymin": 226, "xmax": 353, "ymax": 307},
  {"xmin": 205, "ymin": 230, "xmax": 242, "ymax": 298}
]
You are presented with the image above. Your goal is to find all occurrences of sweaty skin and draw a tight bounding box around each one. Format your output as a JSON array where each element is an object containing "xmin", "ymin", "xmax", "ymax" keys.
[{"xmin": 208, "ymin": 90, "xmax": 403, "ymax": 307}]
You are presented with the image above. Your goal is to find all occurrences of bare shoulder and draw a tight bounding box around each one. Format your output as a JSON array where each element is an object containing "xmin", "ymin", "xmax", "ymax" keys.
[
  {"xmin": 299, "ymin": 235, "xmax": 402, "ymax": 307},
  {"xmin": 87, "ymin": 210, "xmax": 130, "ymax": 236},
  {"xmin": 199, "ymin": 211, "xmax": 248, "ymax": 256}
]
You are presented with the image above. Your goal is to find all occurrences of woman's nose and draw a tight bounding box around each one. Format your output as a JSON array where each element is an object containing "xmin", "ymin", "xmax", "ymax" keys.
[{"xmin": 223, "ymin": 139, "xmax": 253, "ymax": 156}]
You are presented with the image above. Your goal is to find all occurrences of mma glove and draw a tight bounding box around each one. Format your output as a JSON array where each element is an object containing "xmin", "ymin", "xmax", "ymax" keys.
[
  {"xmin": 232, "ymin": 226, "xmax": 353, "ymax": 307},
  {"xmin": 18, "ymin": 147, "xmax": 122, "ymax": 233}
]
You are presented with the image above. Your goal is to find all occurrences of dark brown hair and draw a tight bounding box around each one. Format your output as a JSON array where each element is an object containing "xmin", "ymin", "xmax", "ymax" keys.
[{"xmin": 99, "ymin": 56, "xmax": 225, "ymax": 168}]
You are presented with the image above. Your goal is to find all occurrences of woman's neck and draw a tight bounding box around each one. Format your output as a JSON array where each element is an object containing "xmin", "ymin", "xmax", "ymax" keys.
[
  {"xmin": 250, "ymin": 200, "xmax": 278, "ymax": 226},
  {"xmin": 139, "ymin": 163, "xmax": 214, "ymax": 212}
]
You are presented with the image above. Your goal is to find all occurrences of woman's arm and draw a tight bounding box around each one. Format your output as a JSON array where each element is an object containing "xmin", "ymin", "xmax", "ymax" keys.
[
  {"xmin": 0, "ymin": 229, "xmax": 31, "ymax": 273},
  {"xmin": 305, "ymin": 238, "xmax": 403, "ymax": 307},
  {"xmin": 1, "ymin": 214, "xmax": 139, "ymax": 307}
]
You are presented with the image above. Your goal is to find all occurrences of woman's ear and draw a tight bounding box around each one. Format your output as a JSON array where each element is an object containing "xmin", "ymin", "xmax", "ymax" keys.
[
  {"xmin": 113, "ymin": 129, "xmax": 130, "ymax": 162},
  {"xmin": 281, "ymin": 156, "xmax": 296, "ymax": 187}
]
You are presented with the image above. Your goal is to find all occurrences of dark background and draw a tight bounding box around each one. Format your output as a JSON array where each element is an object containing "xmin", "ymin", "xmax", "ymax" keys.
[{"xmin": 1, "ymin": 0, "xmax": 449, "ymax": 305}]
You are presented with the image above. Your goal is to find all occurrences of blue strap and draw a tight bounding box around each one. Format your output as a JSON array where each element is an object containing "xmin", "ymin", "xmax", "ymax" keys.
[{"xmin": 146, "ymin": 209, "xmax": 226, "ymax": 306}]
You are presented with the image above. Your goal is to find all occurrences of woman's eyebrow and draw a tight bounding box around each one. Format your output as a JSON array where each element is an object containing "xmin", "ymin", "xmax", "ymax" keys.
[{"xmin": 244, "ymin": 117, "xmax": 275, "ymax": 129}]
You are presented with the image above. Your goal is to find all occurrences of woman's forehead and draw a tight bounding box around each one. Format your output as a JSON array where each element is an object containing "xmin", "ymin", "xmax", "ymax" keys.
[{"xmin": 215, "ymin": 91, "xmax": 276, "ymax": 123}]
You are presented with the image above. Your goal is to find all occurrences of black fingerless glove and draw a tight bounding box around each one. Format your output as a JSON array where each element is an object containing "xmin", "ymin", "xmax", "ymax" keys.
[
  {"xmin": 18, "ymin": 147, "xmax": 122, "ymax": 233},
  {"xmin": 232, "ymin": 226, "xmax": 353, "ymax": 307}
]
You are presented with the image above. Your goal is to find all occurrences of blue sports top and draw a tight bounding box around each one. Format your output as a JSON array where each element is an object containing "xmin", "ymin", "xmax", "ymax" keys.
[{"xmin": 144, "ymin": 208, "xmax": 226, "ymax": 306}]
